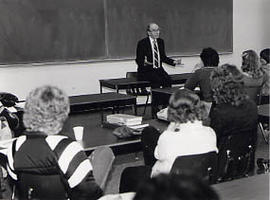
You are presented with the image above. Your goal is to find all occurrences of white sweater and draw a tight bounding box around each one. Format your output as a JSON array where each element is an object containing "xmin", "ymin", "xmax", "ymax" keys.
[{"xmin": 151, "ymin": 120, "xmax": 218, "ymax": 177}]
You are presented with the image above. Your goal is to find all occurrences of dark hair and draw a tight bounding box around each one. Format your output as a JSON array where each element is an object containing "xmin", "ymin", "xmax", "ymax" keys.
[
  {"xmin": 241, "ymin": 49, "xmax": 264, "ymax": 78},
  {"xmin": 200, "ymin": 47, "xmax": 220, "ymax": 67},
  {"xmin": 260, "ymin": 48, "xmax": 270, "ymax": 64},
  {"xmin": 133, "ymin": 173, "xmax": 219, "ymax": 200},
  {"xmin": 210, "ymin": 64, "xmax": 248, "ymax": 106},
  {"xmin": 167, "ymin": 89, "xmax": 207, "ymax": 123}
]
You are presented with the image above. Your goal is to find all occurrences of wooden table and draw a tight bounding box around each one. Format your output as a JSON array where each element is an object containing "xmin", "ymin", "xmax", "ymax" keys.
[
  {"xmin": 61, "ymin": 112, "xmax": 168, "ymax": 153},
  {"xmin": 99, "ymin": 73, "xmax": 193, "ymax": 93},
  {"xmin": 99, "ymin": 78, "xmax": 150, "ymax": 93},
  {"xmin": 170, "ymin": 73, "xmax": 193, "ymax": 85},
  {"xmin": 213, "ymin": 174, "xmax": 269, "ymax": 200},
  {"xmin": 69, "ymin": 93, "xmax": 137, "ymax": 122}
]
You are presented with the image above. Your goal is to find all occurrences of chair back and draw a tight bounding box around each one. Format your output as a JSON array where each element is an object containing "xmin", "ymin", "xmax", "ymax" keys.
[
  {"xmin": 15, "ymin": 173, "xmax": 69, "ymax": 200},
  {"xmin": 217, "ymin": 132, "xmax": 256, "ymax": 181},
  {"xmin": 126, "ymin": 72, "xmax": 139, "ymax": 95},
  {"xmin": 170, "ymin": 151, "xmax": 218, "ymax": 184},
  {"xmin": 126, "ymin": 71, "xmax": 150, "ymax": 115},
  {"xmin": 141, "ymin": 126, "xmax": 161, "ymax": 167}
]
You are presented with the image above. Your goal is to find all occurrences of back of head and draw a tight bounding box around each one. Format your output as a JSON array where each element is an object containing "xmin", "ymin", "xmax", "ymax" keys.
[
  {"xmin": 23, "ymin": 85, "xmax": 70, "ymax": 135},
  {"xmin": 133, "ymin": 173, "xmax": 219, "ymax": 200},
  {"xmin": 167, "ymin": 89, "xmax": 207, "ymax": 123},
  {"xmin": 210, "ymin": 64, "xmax": 247, "ymax": 106},
  {"xmin": 200, "ymin": 47, "xmax": 220, "ymax": 67},
  {"xmin": 260, "ymin": 48, "xmax": 270, "ymax": 64},
  {"xmin": 241, "ymin": 49, "xmax": 263, "ymax": 78}
]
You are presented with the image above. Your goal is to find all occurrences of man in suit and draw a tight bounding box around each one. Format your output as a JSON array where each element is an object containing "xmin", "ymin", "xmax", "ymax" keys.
[{"xmin": 136, "ymin": 23, "xmax": 181, "ymax": 88}]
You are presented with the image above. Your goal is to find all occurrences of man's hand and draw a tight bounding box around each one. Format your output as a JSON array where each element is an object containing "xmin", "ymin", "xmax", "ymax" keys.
[
  {"xmin": 173, "ymin": 59, "xmax": 182, "ymax": 65},
  {"xmin": 144, "ymin": 56, "xmax": 153, "ymax": 66}
]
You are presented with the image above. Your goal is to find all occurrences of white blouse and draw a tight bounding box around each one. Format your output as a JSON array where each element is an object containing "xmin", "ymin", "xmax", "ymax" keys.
[{"xmin": 151, "ymin": 120, "xmax": 218, "ymax": 177}]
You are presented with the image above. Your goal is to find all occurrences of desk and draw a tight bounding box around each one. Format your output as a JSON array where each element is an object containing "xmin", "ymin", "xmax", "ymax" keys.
[
  {"xmin": 69, "ymin": 93, "xmax": 137, "ymax": 122},
  {"xmin": 151, "ymin": 87, "xmax": 181, "ymax": 118},
  {"xmin": 61, "ymin": 113, "xmax": 168, "ymax": 153},
  {"xmin": 99, "ymin": 78, "xmax": 150, "ymax": 93},
  {"xmin": 170, "ymin": 73, "xmax": 193, "ymax": 85},
  {"xmin": 213, "ymin": 174, "xmax": 269, "ymax": 200},
  {"xmin": 99, "ymin": 73, "xmax": 193, "ymax": 94}
]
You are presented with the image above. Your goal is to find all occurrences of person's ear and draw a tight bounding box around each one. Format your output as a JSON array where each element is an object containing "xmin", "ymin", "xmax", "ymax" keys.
[{"xmin": 260, "ymin": 58, "xmax": 267, "ymax": 65}]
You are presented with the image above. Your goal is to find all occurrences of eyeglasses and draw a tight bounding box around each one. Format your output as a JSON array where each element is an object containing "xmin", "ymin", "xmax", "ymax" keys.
[
  {"xmin": 149, "ymin": 29, "xmax": 160, "ymax": 32},
  {"xmin": 151, "ymin": 29, "xmax": 160, "ymax": 32}
]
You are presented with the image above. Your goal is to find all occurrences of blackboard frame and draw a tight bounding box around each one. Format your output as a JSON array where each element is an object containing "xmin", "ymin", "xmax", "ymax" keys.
[{"xmin": 0, "ymin": 0, "xmax": 232, "ymax": 65}]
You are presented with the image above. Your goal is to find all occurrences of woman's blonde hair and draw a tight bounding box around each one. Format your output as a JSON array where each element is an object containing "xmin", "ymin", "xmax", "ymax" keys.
[
  {"xmin": 167, "ymin": 89, "xmax": 207, "ymax": 123},
  {"xmin": 241, "ymin": 49, "xmax": 264, "ymax": 79},
  {"xmin": 23, "ymin": 85, "xmax": 70, "ymax": 135}
]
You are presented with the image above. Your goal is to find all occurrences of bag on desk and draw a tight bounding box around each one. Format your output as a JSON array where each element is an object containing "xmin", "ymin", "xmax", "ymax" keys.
[
  {"xmin": 0, "ymin": 92, "xmax": 18, "ymax": 107},
  {"xmin": 113, "ymin": 126, "xmax": 142, "ymax": 139}
]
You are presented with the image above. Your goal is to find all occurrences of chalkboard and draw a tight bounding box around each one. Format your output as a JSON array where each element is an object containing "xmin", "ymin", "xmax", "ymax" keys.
[{"xmin": 0, "ymin": 0, "xmax": 232, "ymax": 64}]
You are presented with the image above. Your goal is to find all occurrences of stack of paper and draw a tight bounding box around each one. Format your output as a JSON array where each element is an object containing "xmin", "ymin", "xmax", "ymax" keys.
[{"xmin": 106, "ymin": 114, "xmax": 142, "ymax": 126}]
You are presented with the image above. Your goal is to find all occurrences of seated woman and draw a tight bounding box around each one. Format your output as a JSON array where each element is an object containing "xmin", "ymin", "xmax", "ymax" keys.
[
  {"xmin": 185, "ymin": 47, "xmax": 220, "ymax": 114},
  {"xmin": 5, "ymin": 85, "xmax": 104, "ymax": 200},
  {"xmin": 241, "ymin": 49, "xmax": 267, "ymax": 103},
  {"xmin": 209, "ymin": 64, "xmax": 258, "ymax": 176},
  {"xmin": 151, "ymin": 89, "xmax": 218, "ymax": 177},
  {"xmin": 259, "ymin": 48, "xmax": 270, "ymax": 104}
]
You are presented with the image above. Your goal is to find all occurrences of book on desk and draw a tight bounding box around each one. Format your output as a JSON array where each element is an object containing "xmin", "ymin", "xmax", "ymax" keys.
[{"xmin": 106, "ymin": 114, "xmax": 142, "ymax": 126}]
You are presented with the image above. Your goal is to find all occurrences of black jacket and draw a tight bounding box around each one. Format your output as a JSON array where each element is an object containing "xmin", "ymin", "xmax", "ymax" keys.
[{"xmin": 135, "ymin": 37, "xmax": 175, "ymax": 73}]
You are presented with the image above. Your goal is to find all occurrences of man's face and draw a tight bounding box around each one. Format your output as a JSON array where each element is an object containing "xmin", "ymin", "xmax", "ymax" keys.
[{"xmin": 148, "ymin": 24, "xmax": 160, "ymax": 40}]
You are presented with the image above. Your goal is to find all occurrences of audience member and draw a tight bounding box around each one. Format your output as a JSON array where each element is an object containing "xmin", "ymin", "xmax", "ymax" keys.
[
  {"xmin": 151, "ymin": 89, "xmax": 217, "ymax": 177},
  {"xmin": 185, "ymin": 47, "xmax": 220, "ymax": 113},
  {"xmin": 259, "ymin": 48, "xmax": 270, "ymax": 103},
  {"xmin": 133, "ymin": 173, "xmax": 219, "ymax": 200},
  {"xmin": 5, "ymin": 85, "xmax": 103, "ymax": 200},
  {"xmin": 241, "ymin": 49, "xmax": 267, "ymax": 103},
  {"xmin": 210, "ymin": 64, "xmax": 258, "ymax": 140},
  {"xmin": 209, "ymin": 64, "xmax": 258, "ymax": 175},
  {"xmin": 135, "ymin": 23, "xmax": 181, "ymax": 88}
]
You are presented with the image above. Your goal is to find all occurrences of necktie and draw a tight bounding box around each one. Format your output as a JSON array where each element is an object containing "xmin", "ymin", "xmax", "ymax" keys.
[{"xmin": 153, "ymin": 40, "xmax": 159, "ymax": 68}]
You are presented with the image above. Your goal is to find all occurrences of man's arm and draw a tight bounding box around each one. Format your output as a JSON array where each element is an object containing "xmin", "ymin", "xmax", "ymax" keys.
[
  {"xmin": 135, "ymin": 40, "xmax": 146, "ymax": 68},
  {"xmin": 184, "ymin": 71, "xmax": 199, "ymax": 91}
]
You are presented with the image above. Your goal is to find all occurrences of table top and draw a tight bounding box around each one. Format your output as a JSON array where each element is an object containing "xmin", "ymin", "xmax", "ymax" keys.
[
  {"xmin": 69, "ymin": 92, "xmax": 136, "ymax": 105},
  {"xmin": 99, "ymin": 78, "xmax": 150, "ymax": 89},
  {"xmin": 151, "ymin": 87, "xmax": 181, "ymax": 95},
  {"xmin": 99, "ymin": 73, "xmax": 193, "ymax": 91},
  {"xmin": 61, "ymin": 112, "xmax": 168, "ymax": 151},
  {"xmin": 258, "ymin": 104, "xmax": 269, "ymax": 118},
  {"xmin": 170, "ymin": 73, "xmax": 193, "ymax": 84},
  {"xmin": 213, "ymin": 174, "xmax": 269, "ymax": 200}
]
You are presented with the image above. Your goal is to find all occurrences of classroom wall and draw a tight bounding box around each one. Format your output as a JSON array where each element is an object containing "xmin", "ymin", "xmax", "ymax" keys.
[{"xmin": 0, "ymin": 0, "xmax": 269, "ymax": 100}]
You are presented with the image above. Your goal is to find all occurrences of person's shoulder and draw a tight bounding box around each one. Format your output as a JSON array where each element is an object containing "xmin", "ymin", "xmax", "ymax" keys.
[{"xmin": 138, "ymin": 37, "xmax": 149, "ymax": 43}]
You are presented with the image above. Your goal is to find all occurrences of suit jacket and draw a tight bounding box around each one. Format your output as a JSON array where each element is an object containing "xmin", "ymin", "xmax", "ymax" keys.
[{"xmin": 135, "ymin": 37, "xmax": 175, "ymax": 73}]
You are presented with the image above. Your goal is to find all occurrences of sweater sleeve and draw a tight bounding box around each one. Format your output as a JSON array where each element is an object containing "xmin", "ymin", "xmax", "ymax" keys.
[
  {"xmin": 184, "ymin": 71, "xmax": 199, "ymax": 91},
  {"xmin": 56, "ymin": 141, "xmax": 103, "ymax": 200}
]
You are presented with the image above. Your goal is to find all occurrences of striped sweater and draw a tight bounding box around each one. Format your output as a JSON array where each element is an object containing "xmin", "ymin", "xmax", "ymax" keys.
[{"xmin": 6, "ymin": 133, "xmax": 103, "ymax": 200}]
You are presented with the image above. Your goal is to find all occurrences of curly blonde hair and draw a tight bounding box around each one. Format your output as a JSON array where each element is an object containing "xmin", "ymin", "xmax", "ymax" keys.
[
  {"xmin": 23, "ymin": 85, "xmax": 70, "ymax": 135},
  {"xmin": 167, "ymin": 89, "xmax": 207, "ymax": 123},
  {"xmin": 210, "ymin": 64, "xmax": 248, "ymax": 106},
  {"xmin": 241, "ymin": 50, "xmax": 264, "ymax": 79}
]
